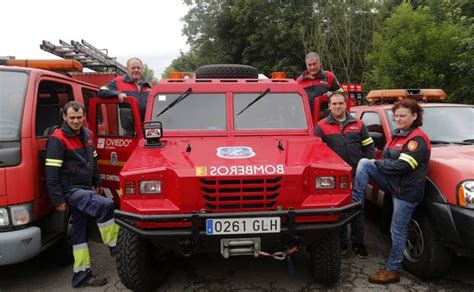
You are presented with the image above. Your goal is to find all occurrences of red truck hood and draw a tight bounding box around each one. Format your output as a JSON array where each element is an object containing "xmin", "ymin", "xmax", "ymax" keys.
[
  {"xmin": 122, "ymin": 136, "xmax": 350, "ymax": 176},
  {"xmin": 429, "ymin": 145, "xmax": 474, "ymax": 204}
]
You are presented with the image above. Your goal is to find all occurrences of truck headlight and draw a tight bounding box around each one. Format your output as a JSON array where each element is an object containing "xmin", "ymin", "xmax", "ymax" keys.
[
  {"xmin": 316, "ymin": 176, "xmax": 335, "ymax": 189},
  {"xmin": 0, "ymin": 208, "xmax": 10, "ymax": 227},
  {"xmin": 10, "ymin": 203, "xmax": 33, "ymax": 226},
  {"xmin": 458, "ymin": 181, "xmax": 474, "ymax": 209},
  {"xmin": 140, "ymin": 180, "xmax": 162, "ymax": 194}
]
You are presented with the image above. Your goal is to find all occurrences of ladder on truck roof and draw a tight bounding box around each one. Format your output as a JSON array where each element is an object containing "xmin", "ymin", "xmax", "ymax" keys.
[{"xmin": 40, "ymin": 39, "xmax": 127, "ymax": 75}]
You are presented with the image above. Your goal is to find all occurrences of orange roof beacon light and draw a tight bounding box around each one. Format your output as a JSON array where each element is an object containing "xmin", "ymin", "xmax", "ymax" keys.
[
  {"xmin": 0, "ymin": 59, "xmax": 83, "ymax": 72},
  {"xmin": 366, "ymin": 89, "xmax": 447, "ymax": 103},
  {"xmin": 271, "ymin": 72, "xmax": 286, "ymax": 79},
  {"xmin": 168, "ymin": 71, "xmax": 185, "ymax": 79}
]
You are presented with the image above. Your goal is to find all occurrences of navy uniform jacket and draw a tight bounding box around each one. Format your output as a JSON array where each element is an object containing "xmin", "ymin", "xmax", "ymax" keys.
[
  {"xmin": 316, "ymin": 113, "xmax": 375, "ymax": 172},
  {"xmin": 45, "ymin": 123, "xmax": 100, "ymax": 207},
  {"xmin": 296, "ymin": 69, "xmax": 341, "ymax": 114},
  {"xmin": 375, "ymin": 127, "xmax": 431, "ymax": 203},
  {"xmin": 98, "ymin": 74, "xmax": 152, "ymax": 119}
]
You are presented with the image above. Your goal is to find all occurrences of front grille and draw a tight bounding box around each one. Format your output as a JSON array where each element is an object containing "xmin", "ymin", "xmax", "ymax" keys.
[{"xmin": 200, "ymin": 177, "xmax": 282, "ymax": 211}]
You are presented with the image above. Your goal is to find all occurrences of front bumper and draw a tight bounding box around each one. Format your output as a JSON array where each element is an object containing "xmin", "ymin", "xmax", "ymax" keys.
[
  {"xmin": 0, "ymin": 226, "xmax": 41, "ymax": 266},
  {"xmin": 429, "ymin": 202, "xmax": 474, "ymax": 257},
  {"xmin": 115, "ymin": 202, "xmax": 361, "ymax": 240}
]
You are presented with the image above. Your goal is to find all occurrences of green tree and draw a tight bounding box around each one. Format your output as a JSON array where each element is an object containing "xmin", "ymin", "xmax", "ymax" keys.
[
  {"xmin": 365, "ymin": 3, "xmax": 471, "ymax": 103},
  {"xmin": 172, "ymin": 0, "xmax": 315, "ymax": 78},
  {"xmin": 301, "ymin": 0, "xmax": 383, "ymax": 83},
  {"xmin": 142, "ymin": 64, "xmax": 158, "ymax": 85},
  {"xmin": 171, "ymin": 0, "xmax": 382, "ymax": 81}
]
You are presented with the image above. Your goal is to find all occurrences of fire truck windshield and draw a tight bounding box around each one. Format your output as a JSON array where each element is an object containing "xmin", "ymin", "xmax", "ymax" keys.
[
  {"xmin": 234, "ymin": 93, "xmax": 307, "ymax": 130},
  {"xmin": 152, "ymin": 93, "xmax": 227, "ymax": 131},
  {"xmin": 0, "ymin": 71, "xmax": 28, "ymax": 141}
]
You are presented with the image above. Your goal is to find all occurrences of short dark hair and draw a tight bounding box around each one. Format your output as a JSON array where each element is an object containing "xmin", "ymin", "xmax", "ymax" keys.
[
  {"xmin": 63, "ymin": 101, "xmax": 84, "ymax": 115},
  {"xmin": 392, "ymin": 98, "xmax": 424, "ymax": 127}
]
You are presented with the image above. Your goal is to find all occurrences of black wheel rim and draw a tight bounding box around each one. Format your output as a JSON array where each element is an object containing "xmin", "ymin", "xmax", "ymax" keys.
[{"xmin": 404, "ymin": 218, "xmax": 424, "ymax": 262}]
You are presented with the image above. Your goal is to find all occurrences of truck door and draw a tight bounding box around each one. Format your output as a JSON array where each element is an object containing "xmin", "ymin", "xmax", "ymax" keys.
[{"xmin": 89, "ymin": 98, "xmax": 142, "ymax": 204}]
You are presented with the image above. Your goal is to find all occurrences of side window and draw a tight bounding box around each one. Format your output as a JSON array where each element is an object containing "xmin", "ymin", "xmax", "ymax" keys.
[
  {"xmin": 96, "ymin": 103, "xmax": 135, "ymax": 137},
  {"xmin": 35, "ymin": 81, "xmax": 73, "ymax": 138},
  {"xmin": 361, "ymin": 111, "xmax": 386, "ymax": 148},
  {"xmin": 81, "ymin": 88, "xmax": 97, "ymax": 116}
]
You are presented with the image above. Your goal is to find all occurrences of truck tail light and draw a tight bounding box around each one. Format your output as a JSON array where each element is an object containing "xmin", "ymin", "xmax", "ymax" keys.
[
  {"xmin": 125, "ymin": 180, "xmax": 137, "ymax": 195},
  {"xmin": 339, "ymin": 175, "xmax": 350, "ymax": 189},
  {"xmin": 316, "ymin": 176, "xmax": 335, "ymax": 189}
]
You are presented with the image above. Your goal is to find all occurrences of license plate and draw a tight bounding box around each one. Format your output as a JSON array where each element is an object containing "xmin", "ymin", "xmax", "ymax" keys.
[{"xmin": 206, "ymin": 217, "xmax": 281, "ymax": 235}]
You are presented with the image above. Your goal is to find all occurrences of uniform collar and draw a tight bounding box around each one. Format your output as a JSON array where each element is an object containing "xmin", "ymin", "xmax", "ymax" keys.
[
  {"xmin": 123, "ymin": 74, "xmax": 152, "ymax": 88},
  {"xmin": 325, "ymin": 112, "xmax": 356, "ymax": 126},
  {"xmin": 61, "ymin": 122, "xmax": 88, "ymax": 142},
  {"xmin": 301, "ymin": 69, "xmax": 327, "ymax": 81},
  {"xmin": 392, "ymin": 127, "xmax": 416, "ymax": 137}
]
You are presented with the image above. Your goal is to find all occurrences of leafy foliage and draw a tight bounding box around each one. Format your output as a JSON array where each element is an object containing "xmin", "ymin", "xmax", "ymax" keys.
[
  {"xmin": 164, "ymin": 0, "xmax": 473, "ymax": 104},
  {"xmin": 365, "ymin": 3, "xmax": 472, "ymax": 103}
]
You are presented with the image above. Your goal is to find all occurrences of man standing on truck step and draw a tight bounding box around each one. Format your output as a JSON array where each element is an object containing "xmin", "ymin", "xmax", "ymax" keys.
[
  {"xmin": 98, "ymin": 57, "xmax": 152, "ymax": 119},
  {"xmin": 296, "ymin": 52, "xmax": 343, "ymax": 116},
  {"xmin": 45, "ymin": 101, "xmax": 119, "ymax": 288},
  {"xmin": 315, "ymin": 91, "xmax": 375, "ymax": 258}
]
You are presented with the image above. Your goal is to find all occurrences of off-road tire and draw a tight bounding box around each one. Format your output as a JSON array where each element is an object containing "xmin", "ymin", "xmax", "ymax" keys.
[
  {"xmin": 309, "ymin": 230, "xmax": 341, "ymax": 285},
  {"xmin": 195, "ymin": 64, "xmax": 258, "ymax": 79},
  {"xmin": 116, "ymin": 227, "xmax": 160, "ymax": 291},
  {"xmin": 402, "ymin": 210, "xmax": 452, "ymax": 279}
]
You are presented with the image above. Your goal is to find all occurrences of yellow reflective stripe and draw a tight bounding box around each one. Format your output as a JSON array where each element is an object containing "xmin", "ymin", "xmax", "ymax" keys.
[
  {"xmin": 399, "ymin": 153, "xmax": 418, "ymax": 170},
  {"xmin": 361, "ymin": 137, "xmax": 374, "ymax": 146},
  {"xmin": 45, "ymin": 158, "xmax": 63, "ymax": 167},
  {"xmin": 93, "ymin": 150, "xmax": 98, "ymax": 158},
  {"xmin": 73, "ymin": 244, "xmax": 91, "ymax": 272},
  {"xmin": 98, "ymin": 219, "xmax": 119, "ymax": 246}
]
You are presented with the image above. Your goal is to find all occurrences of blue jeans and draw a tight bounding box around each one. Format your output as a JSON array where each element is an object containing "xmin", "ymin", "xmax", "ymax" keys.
[
  {"xmin": 351, "ymin": 158, "xmax": 391, "ymax": 244},
  {"xmin": 387, "ymin": 196, "xmax": 418, "ymax": 272}
]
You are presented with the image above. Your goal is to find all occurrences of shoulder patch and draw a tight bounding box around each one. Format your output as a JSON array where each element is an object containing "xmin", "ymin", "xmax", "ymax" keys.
[{"xmin": 407, "ymin": 140, "xmax": 418, "ymax": 152}]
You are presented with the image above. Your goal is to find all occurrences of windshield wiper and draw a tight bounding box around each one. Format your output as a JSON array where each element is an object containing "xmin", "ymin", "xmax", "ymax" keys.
[
  {"xmin": 462, "ymin": 139, "xmax": 474, "ymax": 144},
  {"xmin": 237, "ymin": 88, "xmax": 271, "ymax": 116},
  {"xmin": 156, "ymin": 88, "xmax": 192, "ymax": 118}
]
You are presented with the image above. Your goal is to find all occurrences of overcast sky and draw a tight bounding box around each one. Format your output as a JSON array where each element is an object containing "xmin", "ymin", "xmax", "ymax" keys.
[{"xmin": 1, "ymin": 0, "xmax": 190, "ymax": 78}]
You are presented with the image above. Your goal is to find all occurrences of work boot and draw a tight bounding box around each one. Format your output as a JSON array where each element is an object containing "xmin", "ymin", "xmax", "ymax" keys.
[
  {"xmin": 77, "ymin": 274, "xmax": 108, "ymax": 288},
  {"xmin": 368, "ymin": 268, "xmax": 400, "ymax": 284},
  {"xmin": 352, "ymin": 242, "xmax": 368, "ymax": 259}
]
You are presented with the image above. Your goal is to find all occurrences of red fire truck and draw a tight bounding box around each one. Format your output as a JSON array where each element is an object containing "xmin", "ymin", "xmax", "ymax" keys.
[
  {"xmin": 1, "ymin": 56, "xmax": 361, "ymax": 289},
  {"xmin": 0, "ymin": 40, "xmax": 123, "ymax": 266},
  {"xmin": 87, "ymin": 65, "xmax": 362, "ymax": 290}
]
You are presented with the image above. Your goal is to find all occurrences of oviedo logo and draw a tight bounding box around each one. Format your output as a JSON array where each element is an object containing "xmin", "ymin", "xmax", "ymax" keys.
[{"xmin": 216, "ymin": 146, "xmax": 256, "ymax": 159}]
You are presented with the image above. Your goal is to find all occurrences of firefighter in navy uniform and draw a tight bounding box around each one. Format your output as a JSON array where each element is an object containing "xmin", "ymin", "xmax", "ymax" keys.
[
  {"xmin": 315, "ymin": 92, "xmax": 375, "ymax": 258},
  {"xmin": 351, "ymin": 99, "xmax": 431, "ymax": 284},
  {"xmin": 98, "ymin": 57, "xmax": 152, "ymax": 119},
  {"xmin": 296, "ymin": 52, "xmax": 342, "ymax": 116},
  {"xmin": 45, "ymin": 101, "xmax": 119, "ymax": 288}
]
